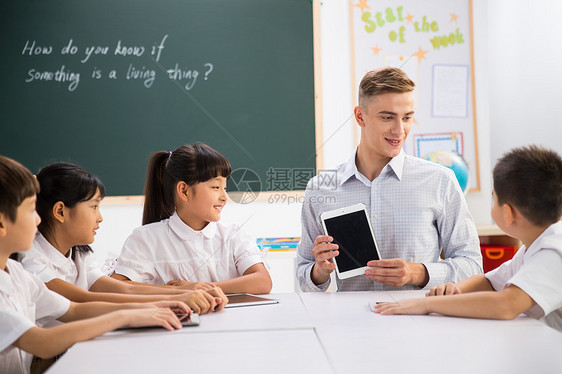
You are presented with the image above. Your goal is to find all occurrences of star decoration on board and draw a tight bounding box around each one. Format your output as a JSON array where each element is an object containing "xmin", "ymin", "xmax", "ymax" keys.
[
  {"xmin": 405, "ymin": 13, "xmax": 414, "ymax": 23},
  {"xmin": 353, "ymin": 0, "xmax": 370, "ymax": 13},
  {"xmin": 450, "ymin": 13, "xmax": 459, "ymax": 23},
  {"xmin": 412, "ymin": 46, "xmax": 428, "ymax": 63},
  {"xmin": 371, "ymin": 45, "xmax": 381, "ymax": 55}
]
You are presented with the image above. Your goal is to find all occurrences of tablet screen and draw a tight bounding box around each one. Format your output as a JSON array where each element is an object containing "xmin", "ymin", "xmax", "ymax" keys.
[
  {"xmin": 227, "ymin": 294, "xmax": 271, "ymax": 304},
  {"xmin": 224, "ymin": 294, "xmax": 279, "ymax": 308},
  {"xmin": 323, "ymin": 210, "xmax": 380, "ymax": 273}
]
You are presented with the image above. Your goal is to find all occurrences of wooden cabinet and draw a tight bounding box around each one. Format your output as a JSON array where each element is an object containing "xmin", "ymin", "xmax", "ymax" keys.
[{"xmin": 477, "ymin": 225, "xmax": 521, "ymax": 248}]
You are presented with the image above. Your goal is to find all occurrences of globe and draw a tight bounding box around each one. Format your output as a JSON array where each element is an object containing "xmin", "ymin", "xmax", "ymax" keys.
[{"xmin": 423, "ymin": 150, "xmax": 470, "ymax": 194}]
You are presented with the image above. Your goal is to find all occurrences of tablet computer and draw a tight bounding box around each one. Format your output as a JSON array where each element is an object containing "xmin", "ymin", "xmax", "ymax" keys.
[
  {"xmin": 224, "ymin": 293, "xmax": 279, "ymax": 308},
  {"xmin": 115, "ymin": 313, "xmax": 200, "ymax": 330},
  {"xmin": 320, "ymin": 203, "xmax": 382, "ymax": 279}
]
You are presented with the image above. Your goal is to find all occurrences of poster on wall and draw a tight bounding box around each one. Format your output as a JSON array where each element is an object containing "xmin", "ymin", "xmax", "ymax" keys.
[{"xmin": 350, "ymin": 0, "xmax": 480, "ymax": 191}]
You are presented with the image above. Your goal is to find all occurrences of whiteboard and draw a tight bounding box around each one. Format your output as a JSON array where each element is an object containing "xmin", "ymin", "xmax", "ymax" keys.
[{"xmin": 349, "ymin": 0, "xmax": 479, "ymax": 191}]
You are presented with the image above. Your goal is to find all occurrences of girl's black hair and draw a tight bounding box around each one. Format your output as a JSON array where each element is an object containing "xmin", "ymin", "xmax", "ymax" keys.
[
  {"xmin": 36, "ymin": 162, "xmax": 105, "ymax": 258},
  {"xmin": 143, "ymin": 143, "xmax": 231, "ymax": 225}
]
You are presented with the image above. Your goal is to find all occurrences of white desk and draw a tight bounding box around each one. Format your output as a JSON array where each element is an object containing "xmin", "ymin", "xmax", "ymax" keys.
[
  {"xmin": 100, "ymin": 292, "xmax": 312, "ymax": 338},
  {"xmin": 48, "ymin": 329, "xmax": 331, "ymax": 374},
  {"xmin": 300, "ymin": 291, "xmax": 562, "ymax": 374},
  {"xmin": 49, "ymin": 294, "xmax": 332, "ymax": 374},
  {"xmin": 48, "ymin": 292, "xmax": 562, "ymax": 374}
]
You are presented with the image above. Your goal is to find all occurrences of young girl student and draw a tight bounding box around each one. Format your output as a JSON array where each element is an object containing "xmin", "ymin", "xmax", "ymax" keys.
[
  {"xmin": 19, "ymin": 162, "xmax": 227, "ymax": 315},
  {"xmin": 0, "ymin": 156, "xmax": 189, "ymax": 374},
  {"xmin": 112, "ymin": 143, "xmax": 272, "ymax": 294}
]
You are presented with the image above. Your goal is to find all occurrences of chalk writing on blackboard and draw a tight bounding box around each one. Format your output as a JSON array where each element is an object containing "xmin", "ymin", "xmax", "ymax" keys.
[{"xmin": 21, "ymin": 34, "xmax": 212, "ymax": 92}]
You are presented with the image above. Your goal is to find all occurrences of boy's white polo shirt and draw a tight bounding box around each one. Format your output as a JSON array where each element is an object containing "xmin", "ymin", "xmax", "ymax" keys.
[
  {"xmin": 20, "ymin": 233, "xmax": 104, "ymax": 291},
  {"xmin": 0, "ymin": 259, "xmax": 70, "ymax": 374},
  {"xmin": 486, "ymin": 221, "xmax": 562, "ymax": 331},
  {"xmin": 115, "ymin": 212, "xmax": 264, "ymax": 285}
]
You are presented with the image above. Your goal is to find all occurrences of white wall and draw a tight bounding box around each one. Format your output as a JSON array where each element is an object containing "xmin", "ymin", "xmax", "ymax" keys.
[
  {"xmin": 465, "ymin": 0, "xmax": 492, "ymax": 224},
  {"xmin": 488, "ymin": 0, "xmax": 562, "ymax": 164},
  {"xmin": 94, "ymin": 0, "xmax": 560, "ymax": 291}
]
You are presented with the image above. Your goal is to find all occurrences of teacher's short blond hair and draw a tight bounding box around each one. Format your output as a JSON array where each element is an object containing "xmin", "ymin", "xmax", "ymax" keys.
[{"xmin": 358, "ymin": 67, "xmax": 415, "ymax": 109}]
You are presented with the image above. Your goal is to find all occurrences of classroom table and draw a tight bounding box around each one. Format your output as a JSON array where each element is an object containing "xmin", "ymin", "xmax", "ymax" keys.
[{"xmin": 48, "ymin": 292, "xmax": 562, "ymax": 374}]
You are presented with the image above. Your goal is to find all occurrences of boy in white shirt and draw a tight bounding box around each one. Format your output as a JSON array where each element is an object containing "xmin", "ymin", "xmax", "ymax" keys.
[
  {"xmin": 374, "ymin": 145, "xmax": 562, "ymax": 331},
  {"xmin": 0, "ymin": 156, "xmax": 189, "ymax": 374}
]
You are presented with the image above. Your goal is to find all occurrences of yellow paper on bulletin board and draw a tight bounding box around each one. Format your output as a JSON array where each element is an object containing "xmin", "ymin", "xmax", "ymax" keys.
[{"xmin": 349, "ymin": 0, "xmax": 480, "ymax": 191}]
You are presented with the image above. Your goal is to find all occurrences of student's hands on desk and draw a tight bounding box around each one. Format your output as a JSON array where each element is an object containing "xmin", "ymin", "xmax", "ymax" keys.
[
  {"xmin": 168, "ymin": 279, "xmax": 215, "ymax": 291},
  {"xmin": 124, "ymin": 308, "xmax": 185, "ymax": 331},
  {"xmin": 167, "ymin": 284, "xmax": 228, "ymax": 313},
  {"xmin": 372, "ymin": 281, "xmax": 458, "ymax": 316},
  {"xmin": 123, "ymin": 300, "xmax": 190, "ymax": 330},
  {"xmin": 149, "ymin": 300, "xmax": 191, "ymax": 314},
  {"xmin": 372, "ymin": 298, "xmax": 430, "ymax": 316},
  {"xmin": 426, "ymin": 282, "xmax": 461, "ymax": 296}
]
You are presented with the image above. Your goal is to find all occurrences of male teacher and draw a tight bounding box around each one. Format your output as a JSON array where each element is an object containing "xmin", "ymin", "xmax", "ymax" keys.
[{"xmin": 297, "ymin": 67, "xmax": 482, "ymax": 291}]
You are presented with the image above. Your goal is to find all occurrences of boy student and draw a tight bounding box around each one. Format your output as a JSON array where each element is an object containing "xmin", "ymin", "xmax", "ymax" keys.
[
  {"xmin": 297, "ymin": 67, "xmax": 482, "ymax": 292},
  {"xmin": 375, "ymin": 145, "xmax": 562, "ymax": 331},
  {"xmin": 0, "ymin": 156, "xmax": 189, "ymax": 374}
]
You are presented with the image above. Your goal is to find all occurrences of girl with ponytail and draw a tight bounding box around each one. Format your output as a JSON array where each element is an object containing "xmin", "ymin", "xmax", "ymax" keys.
[{"xmin": 112, "ymin": 143, "xmax": 272, "ymax": 294}]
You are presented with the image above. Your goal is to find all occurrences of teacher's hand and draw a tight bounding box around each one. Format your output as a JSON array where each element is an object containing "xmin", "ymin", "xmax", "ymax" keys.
[
  {"xmin": 365, "ymin": 258, "xmax": 429, "ymax": 288},
  {"xmin": 311, "ymin": 235, "xmax": 339, "ymax": 285}
]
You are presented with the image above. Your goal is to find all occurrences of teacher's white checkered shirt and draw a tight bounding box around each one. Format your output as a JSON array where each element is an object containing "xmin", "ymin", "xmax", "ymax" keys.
[{"xmin": 297, "ymin": 149, "xmax": 483, "ymax": 292}]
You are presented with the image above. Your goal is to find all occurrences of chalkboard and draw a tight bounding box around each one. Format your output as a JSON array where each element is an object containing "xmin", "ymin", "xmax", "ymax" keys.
[{"xmin": 0, "ymin": 0, "xmax": 315, "ymax": 197}]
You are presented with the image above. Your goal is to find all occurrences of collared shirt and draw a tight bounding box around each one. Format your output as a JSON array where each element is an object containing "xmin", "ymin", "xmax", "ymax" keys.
[
  {"xmin": 114, "ymin": 212, "xmax": 263, "ymax": 285},
  {"xmin": 297, "ymin": 149, "xmax": 482, "ymax": 292},
  {"xmin": 19, "ymin": 233, "xmax": 104, "ymax": 291},
  {"xmin": 0, "ymin": 260, "xmax": 70, "ymax": 374},
  {"xmin": 486, "ymin": 221, "xmax": 562, "ymax": 331}
]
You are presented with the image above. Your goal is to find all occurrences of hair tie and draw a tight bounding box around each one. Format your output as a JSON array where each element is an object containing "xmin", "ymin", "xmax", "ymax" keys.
[{"xmin": 168, "ymin": 151, "xmax": 172, "ymax": 160}]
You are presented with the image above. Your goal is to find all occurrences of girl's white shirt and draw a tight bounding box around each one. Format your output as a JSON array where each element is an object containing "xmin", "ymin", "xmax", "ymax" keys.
[
  {"xmin": 20, "ymin": 233, "xmax": 104, "ymax": 291},
  {"xmin": 114, "ymin": 212, "xmax": 264, "ymax": 285}
]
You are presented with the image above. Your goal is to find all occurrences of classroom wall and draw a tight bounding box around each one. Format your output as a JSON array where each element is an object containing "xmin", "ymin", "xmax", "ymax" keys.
[
  {"xmin": 488, "ymin": 0, "xmax": 562, "ymax": 164},
  {"xmin": 92, "ymin": 0, "xmax": 559, "ymax": 292}
]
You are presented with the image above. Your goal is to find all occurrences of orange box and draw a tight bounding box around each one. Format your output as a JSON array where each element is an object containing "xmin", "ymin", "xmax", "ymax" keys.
[{"xmin": 480, "ymin": 245, "xmax": 517, "ymax": 272}]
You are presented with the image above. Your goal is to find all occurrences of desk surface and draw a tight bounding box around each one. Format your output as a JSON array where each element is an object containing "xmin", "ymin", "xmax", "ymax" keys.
[
  {"xmin": 48, "ymin": 292, "xmax": 562, "ymax": 374},
  {"xmin": 101, "ymin": 293, "xmax": 311, "ymax": 338},
  {"xmin": 300, "ymin": 291, "xmax": 562, "ymax": 374}
]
